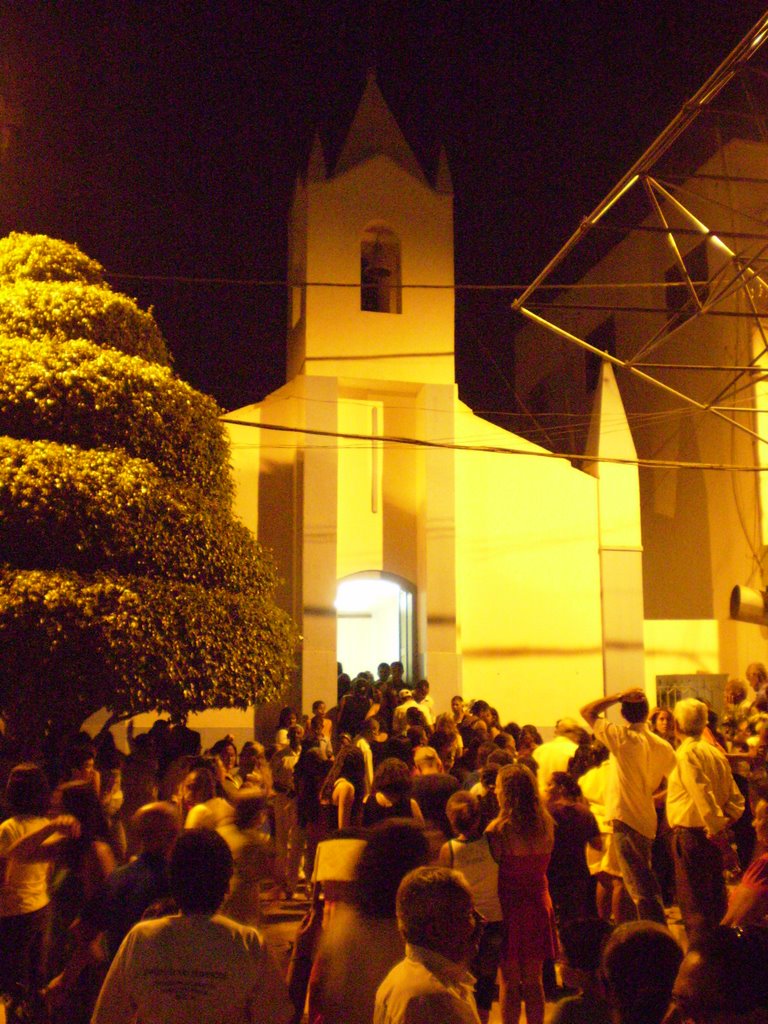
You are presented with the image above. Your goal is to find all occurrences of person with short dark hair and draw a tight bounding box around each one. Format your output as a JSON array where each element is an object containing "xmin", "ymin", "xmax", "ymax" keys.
[
  {"xmin": 601, "ymin": 920, "xmax": 682, "ymax": 1024},
  {"xmin": 581, "ymin": 689, "xmax": 676, "ymax": 924},
  {"xmin": 374, "ymin": 865, "xmax": 483, "ymax": 1024},
  {"xmin": 413, "ymin": 679, "xmax": 434, "ymax": 726},
  {"xmin": 390, "ymin": 661, "xmax": 405, "ymax": 689},
  {"xmin": 412, "ymin": 746, "xmax": 460, "ymax": 843},
  {"xmin": 91, "ymin": 829, "xmax": 293, "ymax": 1024},
  {"xmin": 665, "ymin": 925, "xmax": 768, "ymax": 1024}
]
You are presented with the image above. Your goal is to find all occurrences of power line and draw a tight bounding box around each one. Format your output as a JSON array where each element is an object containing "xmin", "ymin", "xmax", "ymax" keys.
[
  {"xmin": 105, "ymin": 271, "xmax": 713, "ymax": 292},
  {"xmin": 221, "ymin": 416, "xmax": 768, "ymax": 473}
]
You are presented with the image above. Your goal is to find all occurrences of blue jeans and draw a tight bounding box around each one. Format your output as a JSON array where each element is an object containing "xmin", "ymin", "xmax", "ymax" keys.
[{"xmin": 613, "ymin": 820, "xmax": 667, "ymax": 924}]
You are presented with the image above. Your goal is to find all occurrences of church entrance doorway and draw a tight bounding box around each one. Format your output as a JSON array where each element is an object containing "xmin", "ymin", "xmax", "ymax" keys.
[{"xmin": 335, "ymin": 572, "xmax": 415, "ymax": 682}]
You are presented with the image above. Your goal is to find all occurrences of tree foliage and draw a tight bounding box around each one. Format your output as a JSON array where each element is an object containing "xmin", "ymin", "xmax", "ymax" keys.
[{"xmin": 0, "ymin": 233, "xmax": 296, "ymax": 751}]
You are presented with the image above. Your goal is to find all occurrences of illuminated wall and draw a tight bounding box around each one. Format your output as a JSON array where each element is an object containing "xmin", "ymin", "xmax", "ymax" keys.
[
  {"xmin": 452, "ymin": 403, "xmax": 604, "ymax": 725},
  {"xmin": 228, "ymin": 376, "xmax": 609, "ymax": 727}
]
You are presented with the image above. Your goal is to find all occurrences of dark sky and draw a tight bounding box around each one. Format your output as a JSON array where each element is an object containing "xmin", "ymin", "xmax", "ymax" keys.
[{"xmin": 2, "ymin": 1, "xmax": 767, "ymax": 413}]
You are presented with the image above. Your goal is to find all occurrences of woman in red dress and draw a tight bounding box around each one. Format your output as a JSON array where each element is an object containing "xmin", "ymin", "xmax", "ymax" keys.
[{"xmin": 486, "ymin": 763, "xmax": 557, "ymax": 1024}]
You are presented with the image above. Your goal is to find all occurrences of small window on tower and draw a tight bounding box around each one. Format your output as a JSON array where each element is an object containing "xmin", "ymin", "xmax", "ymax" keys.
[{"xmin": 361, "ymin": 225, "xmax": 401, "ymax": 314}]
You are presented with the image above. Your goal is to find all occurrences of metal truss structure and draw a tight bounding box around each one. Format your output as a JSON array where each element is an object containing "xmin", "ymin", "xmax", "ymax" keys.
[{"xmin": 511, "ymin": 11, "xmax": 768, "ymax": 459}]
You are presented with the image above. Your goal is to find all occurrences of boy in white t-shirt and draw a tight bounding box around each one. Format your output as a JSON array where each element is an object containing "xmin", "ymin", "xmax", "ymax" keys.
[{"xmin": 91, "ymin": 828, "xmax": 293, "ymax": 1024}]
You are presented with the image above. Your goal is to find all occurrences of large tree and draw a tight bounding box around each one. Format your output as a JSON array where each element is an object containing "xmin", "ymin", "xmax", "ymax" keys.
[{"xmin": 0, "ymin": 232, "xmax": 296, "ymax": 753}]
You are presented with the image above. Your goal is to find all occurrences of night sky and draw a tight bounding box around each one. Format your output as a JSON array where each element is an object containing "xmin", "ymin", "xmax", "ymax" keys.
[{"xmin": 2, "ymin": 2, "xmax": 767, "ymax": 415}]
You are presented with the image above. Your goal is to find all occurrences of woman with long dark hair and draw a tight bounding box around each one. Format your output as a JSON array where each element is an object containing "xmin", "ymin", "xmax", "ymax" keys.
[
  {"xmin": 319, "ymin": 745, "xmax": 366, "ymax": 831},
  {"xmin": 362, "ymin": 757, "xmax": 423, "ymax": 826},
  {"xmin": 48, "ymin": 782, "xmax": 116, "ymax": 966},
  {"xmin": 9, "ymin": 779, "xmax": 116, "ymax": 1023}
]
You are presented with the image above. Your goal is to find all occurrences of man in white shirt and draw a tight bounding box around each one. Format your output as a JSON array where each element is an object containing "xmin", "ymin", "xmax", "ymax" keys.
[
  {"xmin": 666, "ymin": 698, "xmax": 744, "ymax": 944},
  {"xmin": 269, "ymin": 723, "xmax": 305, "ymax": 897},
  {"xmin": 374, "ymin": 866, "xmax": 482, "ymax": 1024},
  {"xmin": 392, "ymin": 689, "xmax": 420, "ymax": 734},
  {"xmin": 581, "ymin": 688, "xmax": 676, "ymax": 925},
  {"xmin": 91, "ymin": 828, "xmax": 293, "ymax": 1024},
  {"xmin": 532, "ymin": 718, "xmax": 581, "ymax": 792}
]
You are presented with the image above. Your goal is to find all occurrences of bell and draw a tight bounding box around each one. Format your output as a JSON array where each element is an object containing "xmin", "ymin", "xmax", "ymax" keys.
[{"xmin": 366, "ymin": 238, "xmax": 391, "ymax": 279}]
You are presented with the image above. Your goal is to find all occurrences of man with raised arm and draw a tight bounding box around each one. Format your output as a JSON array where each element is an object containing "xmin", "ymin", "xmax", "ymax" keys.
[{"xmin": 580, "ymin": 688, "xmax": 676, "ymax": 925}]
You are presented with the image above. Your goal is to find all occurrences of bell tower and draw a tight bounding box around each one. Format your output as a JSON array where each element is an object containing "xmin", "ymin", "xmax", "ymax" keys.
[{"xmin": 287, "ymin": 71, "xmax": 455, "ymax": 386}]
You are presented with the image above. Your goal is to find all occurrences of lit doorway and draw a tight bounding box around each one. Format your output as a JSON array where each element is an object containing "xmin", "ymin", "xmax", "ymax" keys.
[{"xmin": 335, "ymin": 572, "xmax": 415, "ymax": 681}]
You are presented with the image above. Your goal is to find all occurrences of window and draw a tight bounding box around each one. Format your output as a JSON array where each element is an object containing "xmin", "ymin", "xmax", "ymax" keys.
[
  {"xmin": 361, "ymin": 224, "xmax": 401, "ymax": 314},
  {"xmin": 665, "ymin": 239, "xmax": 709, "ymax": 321},
  {"xmin": 585, "ymin": 316, "xmax": 617, "ymax": 392}
]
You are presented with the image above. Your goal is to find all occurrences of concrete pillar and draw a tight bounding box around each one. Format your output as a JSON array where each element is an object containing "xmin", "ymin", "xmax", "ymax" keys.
[
  {"xmin": 417, "ymin": 384, "xmax": 461, "ymax": 709},
  {"xmin": 298, "ymin": 376, "xmax": 340, "ymax": 715},
  {"xmin": 585, "ymin": 364, "xmax": 645, "ymax": 693}
]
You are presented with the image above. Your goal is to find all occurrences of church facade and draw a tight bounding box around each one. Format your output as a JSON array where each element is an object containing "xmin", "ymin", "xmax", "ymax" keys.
[{"xmin": 224, "ymin": 75, "xmax": 644, "ymax": 729}]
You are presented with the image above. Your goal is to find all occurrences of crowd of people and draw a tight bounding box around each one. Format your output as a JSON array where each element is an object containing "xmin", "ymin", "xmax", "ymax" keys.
[{"xmin": 1, "ymin": 657, "xmax": 768, "ymax": 1023}]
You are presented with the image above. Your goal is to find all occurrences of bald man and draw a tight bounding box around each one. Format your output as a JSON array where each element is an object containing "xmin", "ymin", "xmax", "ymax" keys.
[
  {"xmin": 532, "ymin": 718, "xmax": 582, "ymax": 792},
  {"xmin": 44, "ymin": 802, "xmax": 180, "ymax": 1010}
]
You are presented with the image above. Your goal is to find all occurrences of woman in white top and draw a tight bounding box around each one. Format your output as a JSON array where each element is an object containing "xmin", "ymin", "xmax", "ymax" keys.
[
  {"xmin": 439, "ymin": 789, "xmax": 503, "ymax": 1024},
  {"xmin": 0, "ymin": 763, "xmax": 79, "ymax": 1016},
  {"xmin": 182, "ymin": 764, "xmax": 233, "ymax": 830}
]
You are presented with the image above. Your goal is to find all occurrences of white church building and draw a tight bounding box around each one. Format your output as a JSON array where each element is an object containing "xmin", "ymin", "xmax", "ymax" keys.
[{"xmin": 223, "ymin": 73, "xmax": 645, "ymax": 731}]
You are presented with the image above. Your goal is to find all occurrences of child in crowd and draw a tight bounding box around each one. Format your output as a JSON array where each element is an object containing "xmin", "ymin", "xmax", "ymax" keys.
[{"xmin": 439, "ymin": 790, "xmax": 504, "ymax": 1024}]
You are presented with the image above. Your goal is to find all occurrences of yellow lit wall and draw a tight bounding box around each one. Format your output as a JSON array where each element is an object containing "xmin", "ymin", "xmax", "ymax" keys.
[
  {"xmin": 643, "ymin": 619, "xmax": 721, "ymax": 691},
  {"xmin": 453, "ymin": 402, "xmax": 604, "ymax": 726},
  {"xmin": 336, "ymin": 397, "xmax": 384, "ymax": 576},
  {"xmin": 221, "ymin": 75, "xmax": 617, "ymax": 734}
]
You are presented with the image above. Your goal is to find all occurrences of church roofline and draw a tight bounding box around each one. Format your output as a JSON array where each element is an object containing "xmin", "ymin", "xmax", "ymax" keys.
[{"xmin": 298, "ymin": 70, "xmax": 453, "ymax": 193}]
